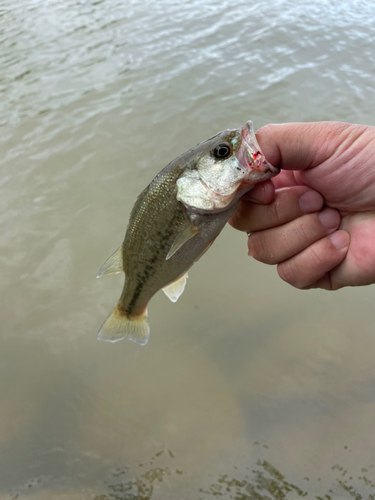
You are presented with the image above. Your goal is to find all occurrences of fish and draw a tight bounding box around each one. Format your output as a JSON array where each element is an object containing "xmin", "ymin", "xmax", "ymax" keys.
[{"xmin": 97, "ymin": 120, "xmax": 279, "ymax": 345}]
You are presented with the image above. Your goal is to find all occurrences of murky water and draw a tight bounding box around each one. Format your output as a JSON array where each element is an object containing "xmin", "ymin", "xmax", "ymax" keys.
[{"xmin": 1, "ymin": 0, "xmax": 375, "ymax": 498}]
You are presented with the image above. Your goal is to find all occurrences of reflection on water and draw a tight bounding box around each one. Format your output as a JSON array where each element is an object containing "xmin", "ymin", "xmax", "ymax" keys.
[
  {"xmin": 96, "ymin": 466, "xmax": 181, "ymax": 500},
  {"xmin": 2, "ymin": 0, "xmax": 375, "ymax": 497},
  {"xmin": 97, "ymin": 453, "xmax": 375, "ymax": 500},
  {"xmin": 12, "ymin": 447, "xmax": 375, "ymax": 499},
  {"xmin": 200, "ymin": 458, "xmax": 375, "ymax": 499}
]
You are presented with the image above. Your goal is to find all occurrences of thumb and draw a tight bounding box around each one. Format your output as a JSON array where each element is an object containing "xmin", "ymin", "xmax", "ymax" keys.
[{"xmin": 255, "ymin": 121, "xmax": 358, "ymax": 171}]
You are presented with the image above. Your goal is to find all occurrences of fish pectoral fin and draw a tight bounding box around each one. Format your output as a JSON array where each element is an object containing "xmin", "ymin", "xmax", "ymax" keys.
[
  {"xmin": 97, "ymin": 246, "xmax": 124, "ymax": 278},
  {"xmin": 166, "ymin": 223, "xmax": 200, "ymax": 260},
  {"xmin": 163, "ymin": 272, "xmax": 188, "ymax": 302}
]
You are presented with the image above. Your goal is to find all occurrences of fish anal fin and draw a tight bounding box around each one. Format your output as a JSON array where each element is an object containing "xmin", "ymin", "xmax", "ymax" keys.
[
  {"xmin": 163, "ymin": 272, "xmax": 188, "ymax": 302},
  {"xmin": 97, "ymin": 305, "xmax": 149, "ymax": 345},
  {"xmin": 97, "ymin": 246, "xmax": 124, "ymax": 278},
  {"xmin": 166, "ymin": 223, "xmax": 200, "ymax": 260}
]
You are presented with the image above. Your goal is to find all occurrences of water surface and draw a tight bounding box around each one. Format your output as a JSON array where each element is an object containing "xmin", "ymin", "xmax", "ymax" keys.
[{"xmin": 1, "ymin": 0, "xmax": 375, "ymax": 498}]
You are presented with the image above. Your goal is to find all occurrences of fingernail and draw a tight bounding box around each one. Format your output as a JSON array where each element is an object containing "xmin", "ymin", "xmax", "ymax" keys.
[
  {"xmin": 299, "ymin": 191, "xmax": 324, "ymax": 213},
  {"xmin": 330, "ymin": 231, "xmax": 349, "ymax": 249},
  {"xmin": 318, "ymin": 208, "xmax": 340, "ymax": 229}
]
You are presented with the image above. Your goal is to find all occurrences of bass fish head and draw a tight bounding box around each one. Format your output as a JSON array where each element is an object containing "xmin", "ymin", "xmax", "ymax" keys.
[{"xmin": 177, "ymin": 120, "xmax": 280, "ymax": 213}]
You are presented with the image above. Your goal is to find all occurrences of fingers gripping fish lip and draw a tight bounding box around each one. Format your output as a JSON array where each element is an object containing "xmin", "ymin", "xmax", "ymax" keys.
[{"xmin": 236, "ymin": 120, "xmax": 280, "ymax": 181}]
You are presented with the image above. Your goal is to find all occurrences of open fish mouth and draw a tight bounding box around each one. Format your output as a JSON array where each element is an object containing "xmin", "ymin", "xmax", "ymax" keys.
[{"xmin": 236, "ymin": 120, "xmax": 280, "ymax": 182}]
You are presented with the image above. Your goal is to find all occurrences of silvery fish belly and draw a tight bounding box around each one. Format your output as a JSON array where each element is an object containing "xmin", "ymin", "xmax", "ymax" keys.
[{"xmin": 97, "ymin": 121, "xmax": 279, "ymax": 345}]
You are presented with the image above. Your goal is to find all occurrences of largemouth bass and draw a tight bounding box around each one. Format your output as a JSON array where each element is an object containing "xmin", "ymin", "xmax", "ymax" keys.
[{"xmin": 97, "ymin": 121, "xmax": 279, "ymax": 345}]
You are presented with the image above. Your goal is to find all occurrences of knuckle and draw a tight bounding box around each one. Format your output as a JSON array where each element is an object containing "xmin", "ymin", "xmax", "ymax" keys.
[
  {"xmin": 277, "ymin": 260, "xmax": 305, "ymax": 289},
  {"xmin": 294, "ymin": 216, "xmax": 317, "ymax": 245},
  {"xmin": 293, "ymin": 214, "xmax": 326, "ymax": 249},
  {"xmin": 307, "ymin": 244, "xmax": 325, "ymax": 268},
  {"xmin": 277, "ymin": 242, "xmax": 328, "ymax": 289},
  {"xmin": 257, "ymin": 123, "xmax": 278, "ymax": 137},
  {"xmin": 269, "ymin": 198, "xmax": 283, "ymax": 224},
  {"xmin": 229, "ymin": 203, "xmax": 250, "ymax": 231},
  {"xmin": 248, "ymin": 233, "xmax": 275, "ymax": 264}
]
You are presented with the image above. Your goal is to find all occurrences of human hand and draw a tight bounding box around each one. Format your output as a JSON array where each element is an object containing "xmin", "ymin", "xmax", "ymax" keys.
[{"xmin": 230, "ymin": 122, "xmax": 375, "ymax": 290}]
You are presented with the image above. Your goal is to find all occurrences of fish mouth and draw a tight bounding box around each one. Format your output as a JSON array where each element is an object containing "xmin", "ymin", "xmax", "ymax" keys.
[{"xmin": 236, "ymin": 121, "xmax": 280, "ymax": 182}]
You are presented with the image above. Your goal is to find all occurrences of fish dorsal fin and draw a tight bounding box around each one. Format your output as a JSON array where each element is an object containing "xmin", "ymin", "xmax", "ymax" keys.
[
  {"xmin": 97, "ymin": 246, "xmax": 124, "ymax": 278},
  {"xmin": 166, "ymin": 223, "xmax": 200, "ymax": 260},
  {"xmin": 163, "ymin": 272, "xmax": 188, "ymax": 302}
]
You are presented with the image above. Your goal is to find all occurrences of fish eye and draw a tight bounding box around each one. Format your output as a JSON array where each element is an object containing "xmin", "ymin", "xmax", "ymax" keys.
[{"xmin": 213, "ymin": 143, "xmax": 232, "ymax": 159}]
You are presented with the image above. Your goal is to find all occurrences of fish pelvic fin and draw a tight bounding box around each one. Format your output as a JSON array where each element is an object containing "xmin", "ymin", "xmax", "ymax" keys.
[
  {"xmin": 163, "ymin": 272, "xmax": 188, "ymax": 302},
  {"xmin": 97, "ymin": 306, "xmax": 150, "ymax": 345},
  {"xmin": 97, "ymin": 246, "xmax": 124, "ymax": 278}
]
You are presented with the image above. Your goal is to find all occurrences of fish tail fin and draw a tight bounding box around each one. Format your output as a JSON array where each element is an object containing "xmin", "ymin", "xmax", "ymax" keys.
[{"xmin": 97, "ymin": 306, "xmax": 150, "ymax": 346}]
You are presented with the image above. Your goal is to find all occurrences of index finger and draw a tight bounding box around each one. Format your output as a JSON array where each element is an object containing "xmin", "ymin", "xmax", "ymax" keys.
[{"xmin": 230, "ymin": 185, "xmax": 324, "ymax": 232}]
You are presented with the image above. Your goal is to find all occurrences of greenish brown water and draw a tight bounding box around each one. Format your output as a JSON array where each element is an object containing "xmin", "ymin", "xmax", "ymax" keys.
[{"xmin": 1, "ymin": 0, "xmax": 375, "ymax": 498}]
